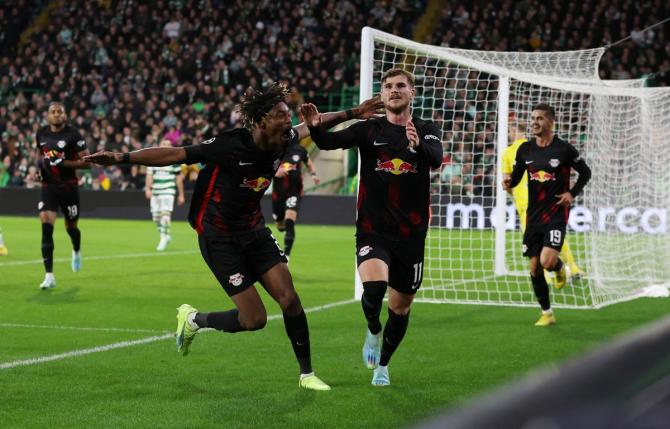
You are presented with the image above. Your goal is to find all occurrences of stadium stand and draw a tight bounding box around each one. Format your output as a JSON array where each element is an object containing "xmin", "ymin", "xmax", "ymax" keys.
[{"xmin": 0, "ymin": 0, "xmax": 667, "ymax": 193}]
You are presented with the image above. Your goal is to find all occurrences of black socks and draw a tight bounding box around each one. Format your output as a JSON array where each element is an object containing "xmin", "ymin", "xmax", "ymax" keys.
[
  {"xmin": 531, "ymin": 274, "xmax": 551, "ymax": 310},
  {"xmin": 379, "ymin": 308, "xmax": 410, "ymax": 366},
  {"xmin": 195, "ymin": 310, "xmax": 244, "ymax": 333},
  {"xmin": 551, "ymin": 258, "xmax": 564, "ymax": 272},
  {"xmin": 361, "ymin": 281, "xmax": 387, "ymax": 335},
  {"xmin": 41, "ymin": 223, "xmax": 54, "ymax": 272},
  {"xmin": 284, "ymin": 219, "xmax": 295, "ymax": 256},
  {"xmin": 283, "ymin": 310, "xmax": 312, "ymax": 374},
  {"xmin": 66, "ymin": 227, "xmax": 81, "ymax": 252}
]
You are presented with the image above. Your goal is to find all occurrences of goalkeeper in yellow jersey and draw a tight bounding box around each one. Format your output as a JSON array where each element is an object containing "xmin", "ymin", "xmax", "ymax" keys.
[{"xmin": 503, "ymin": 121, "xmax": 585, "ymax": 284}]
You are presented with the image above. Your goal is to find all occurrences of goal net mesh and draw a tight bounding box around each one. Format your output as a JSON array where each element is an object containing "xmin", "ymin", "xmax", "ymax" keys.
[{"xmin": 359, "ymin": 27, "xmax": 670, "ymax": 308}]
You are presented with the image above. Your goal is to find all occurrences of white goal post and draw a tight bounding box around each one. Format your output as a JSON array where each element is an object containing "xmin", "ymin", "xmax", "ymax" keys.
[{"xmin": 355, "ymin": 27, "xmax": 670, "ymax": 308}]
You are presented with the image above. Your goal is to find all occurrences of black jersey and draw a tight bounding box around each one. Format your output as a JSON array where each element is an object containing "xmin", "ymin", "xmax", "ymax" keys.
[
  {"xmin": 310, "ymin": 116, "xmax": 443, "ymax": 240},
  {"xmin": 184, "ymin": 128, "xmax": 297, "ymax": 235},
  {"xmin": 273, "ymin": 142, "xmax": 309, "ymax": 197},
  {"xmin": 509, "ymin": 135, "xmax": 591, "ymax": 227},
  {"xmin": 36, "ymin": 125, "xmax": 86, "ymax": 188}
]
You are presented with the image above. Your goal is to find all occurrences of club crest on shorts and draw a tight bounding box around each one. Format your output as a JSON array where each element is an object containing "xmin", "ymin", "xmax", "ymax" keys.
[
  {"xmin": 359, "ymin": 245, "xmax": 373, "ymax": 257},
  {"xmin": 229, "ymin": 273, "xmax": 244, "ymax": 287},
  {"xmin": 549, "ymin": 158, "xmax": 560, "ymax": 168},
  {"xmin": 522, "ymin": 244, "xmax": 528, "ymax": 253}
]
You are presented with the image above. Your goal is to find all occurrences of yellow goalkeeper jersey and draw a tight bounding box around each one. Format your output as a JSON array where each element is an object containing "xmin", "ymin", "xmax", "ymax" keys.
[{"xmin": 502, "ymin": 138, "xmax": 528, "ymax": 211}]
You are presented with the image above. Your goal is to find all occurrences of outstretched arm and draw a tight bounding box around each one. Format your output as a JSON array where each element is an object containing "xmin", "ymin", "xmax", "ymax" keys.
[
  {"xmin": 293, "ymin": 96, "xmax": 383, "ymax": 140},
  {"xmin": 300, "ymin": 103, "xmax": 364, "ymax": 150},
  {"xmin": 84, "ymin": 147, "xmax": 187, "ymax": 167}
]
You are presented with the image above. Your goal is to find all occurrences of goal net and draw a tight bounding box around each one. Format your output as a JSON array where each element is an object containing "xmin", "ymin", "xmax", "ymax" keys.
[{"xmin": 356, "ymin": 27, "xmax": 670, "ymax": 308}]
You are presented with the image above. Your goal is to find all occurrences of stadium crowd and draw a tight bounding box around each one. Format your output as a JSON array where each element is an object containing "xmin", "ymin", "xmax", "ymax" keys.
[
  {"xmin": 0, "ymin": 0, "xmax": 423, "ymax": 190},
  {"xmin": 429, "ymin": 0, "xmax": 669, "ymax": 197},
  {"xmin": 0, "ymin": 0, "xmax": 667, "ymax": 197}
]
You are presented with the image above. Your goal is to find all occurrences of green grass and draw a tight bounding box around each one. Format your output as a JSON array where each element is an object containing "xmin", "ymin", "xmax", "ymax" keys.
[{"xmin": 1, "ymin": 216, "xmax": 669, "ymax": 428}]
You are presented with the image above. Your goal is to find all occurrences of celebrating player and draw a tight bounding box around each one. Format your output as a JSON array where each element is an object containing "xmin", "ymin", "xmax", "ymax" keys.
[
  {"xmin": 503, "ymin": 121, "xmax": 585, "ymax": 285},
  {"xmin": 503, "ymin": 104, "xmax": 591, "ymax": 326},
  {"xmin": 85, "ymin": 83, "xmax": 382, "ymax": 390},
  {"xmin": 301, "ymin": 69, "xmax": 443, "ymax": 386},
  {"xmin": 145, "ymin": 139, "xmax": 186, "ymax": 251},
  {"xmin": 36, "ymin": 102, "xmax": 90, "ymax": 289},
  {"xmin": 272, "ymin": 141, "xmax": 319, "ymax": 257}
]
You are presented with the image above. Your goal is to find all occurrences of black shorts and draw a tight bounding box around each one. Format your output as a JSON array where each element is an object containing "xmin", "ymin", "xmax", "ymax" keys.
[
  {"xmin": 272, "ymin": 193, "xmax": 302, "ymax": 222},
  {"xmin": 39, "ymin": 186, "xmax": 80, "ymax": 221},
  {"xmin": 522, "ymin": 223, "xmax": 567, "ymax": 257},
  {"xmin": 356, "ymin": 234, "xmax": 426, "ymax": 295},
  {"xmin": 198, "ymin": 227, "xmax": 288, "ymax": 296}
]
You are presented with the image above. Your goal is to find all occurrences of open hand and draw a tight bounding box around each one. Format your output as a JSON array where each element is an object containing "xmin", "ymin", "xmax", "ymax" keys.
[
  {"xmin": 555, "ymin": 192, "xmax": 574, "ymax": 207},
  {"xmin": 354, "ymin": 96, "xmax": 385, "ymax": 119},
  {"xmin": 299, "ymin": 103, "xmax": 322, "ymax": 127},
  {"xmin": 406, "ymin": 119, "xmax": 419, "ymax": 149}
]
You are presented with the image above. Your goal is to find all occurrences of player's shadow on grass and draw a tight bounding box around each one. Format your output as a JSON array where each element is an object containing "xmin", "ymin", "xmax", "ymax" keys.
[{"xmin": 28, "ymin": 287, "xmax": 82, "ymax": 304}]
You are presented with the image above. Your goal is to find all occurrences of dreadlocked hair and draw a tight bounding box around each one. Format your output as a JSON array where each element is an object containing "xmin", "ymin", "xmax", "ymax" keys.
[{"xmin": 237, "ymin": 83, "xmax": 290, "ymax": 129}]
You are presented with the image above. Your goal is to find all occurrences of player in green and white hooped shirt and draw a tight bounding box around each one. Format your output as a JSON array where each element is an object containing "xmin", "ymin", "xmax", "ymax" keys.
[{"xmin": 145, "ymin": 139, "xmax": 185, "ymax": 251}]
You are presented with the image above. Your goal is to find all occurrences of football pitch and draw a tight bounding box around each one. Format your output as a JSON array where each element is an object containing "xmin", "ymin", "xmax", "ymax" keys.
[{"xmin": 1, "ymin": 216, "xmax": 669, "ymax": 428}]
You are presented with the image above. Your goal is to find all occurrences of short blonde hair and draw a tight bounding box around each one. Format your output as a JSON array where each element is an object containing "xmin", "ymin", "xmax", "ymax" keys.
[{"xmin": 381, "ymin": 68, "xmax": 415, "ymax": 87}]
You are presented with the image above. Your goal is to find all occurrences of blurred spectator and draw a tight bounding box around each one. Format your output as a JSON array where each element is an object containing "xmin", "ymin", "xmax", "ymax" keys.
[
  {"xmin": 0, "ymin": 0, "xmax": 424, "ymax": 191},
  {"xmin": 0, "ymin": 0, "xmax": 666, "ymax": 197}
]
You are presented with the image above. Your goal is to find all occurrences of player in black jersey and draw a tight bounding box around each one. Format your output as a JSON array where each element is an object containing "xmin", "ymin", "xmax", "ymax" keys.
[
  {"xmin": 504, "ymin": 103, "xmax": 591, "ymax": 326},
  {"xmin": 272, "ymin": 140, "xmax": 319, "ymax": 257},
  {"xmin": 302, "ymin": 69, "xmax": 443, "ymax": 386},
  {"xmin": 85, "ymin": 83, "xmax": 382, "ymax": 391},
  {"xmin": 36, "ymin": 102, "xmax": 90, "ymax": 290}
]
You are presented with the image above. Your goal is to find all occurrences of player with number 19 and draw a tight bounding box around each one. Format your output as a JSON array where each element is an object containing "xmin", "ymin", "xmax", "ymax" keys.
[
  {"xmin": 35, "ymin": 102, "xmax": 90, "ymax": 290},
  {"xmin": 503, "ymin": 104, "xmax": 591, "ymax": 326}
]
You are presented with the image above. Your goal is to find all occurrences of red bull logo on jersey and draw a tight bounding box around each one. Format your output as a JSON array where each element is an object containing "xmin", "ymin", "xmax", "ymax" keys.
[
  {"xmin": 240, "ymin": 177, "xmax": 271, "ymax": 192},
  {"xmin": 281, "ymin": 162, "xmax": 296, "ymax": 172},
  {"xmin": 529, "ymin": 170, "xmax": 556, "ymax": 183},
  {"xmin": 375, "ymin": 158, "xmax": 417, "ymax": 175}
]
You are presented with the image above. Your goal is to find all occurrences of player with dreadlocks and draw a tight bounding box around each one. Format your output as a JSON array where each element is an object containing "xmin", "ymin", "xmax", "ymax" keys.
[{"xmin": 85, "ymin": 83, "xmax": 383, "ymax": 390}]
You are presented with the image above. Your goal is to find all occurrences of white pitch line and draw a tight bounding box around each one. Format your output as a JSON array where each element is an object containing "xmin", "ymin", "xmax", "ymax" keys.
[
  {"xmin": 0, "ymin": 334, "xmax": 173, "ymax": 370},
  {"xmin": 0, "ymin": 323, "xmax": 168, "ymax": 334},
  {"xmin": 0, "ymin": 298, "xmax": 357, "ymax": 371},
  {"xmin": 0, "ymin": 250, "xmax": 199, "ymax": 267}
]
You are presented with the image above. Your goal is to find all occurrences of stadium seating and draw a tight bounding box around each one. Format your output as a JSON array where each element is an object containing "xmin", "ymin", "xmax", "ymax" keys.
[{"xmin": 0, "ymin": 0, "xmax": 667, "ymax": 192}]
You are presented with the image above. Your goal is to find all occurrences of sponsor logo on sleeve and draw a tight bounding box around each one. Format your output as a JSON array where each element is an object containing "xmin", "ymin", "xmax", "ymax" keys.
[
  {"xmin": 201, "ymin": 137, "xmax": 216, "ymax": 145},
  {"xmin": 424, "ymin": 134, "xmax": 440, "ymax": 142},
  {"xmin": 229, "ymin": 273, "xmax": 244, "ymax": 287},
  {"xmin": 358, "ymin": 245, "xmax": 373, "ymax": 257}
]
